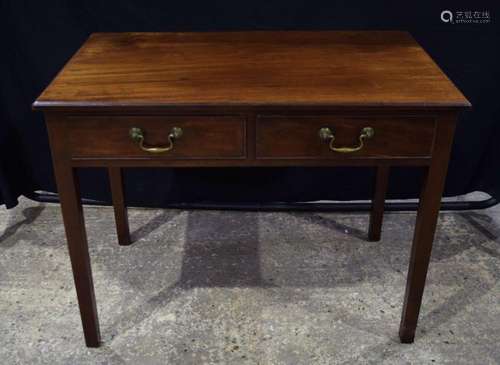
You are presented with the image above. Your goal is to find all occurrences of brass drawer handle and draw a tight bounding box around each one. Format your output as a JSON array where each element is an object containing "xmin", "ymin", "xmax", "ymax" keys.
[
  {"xmin": 318, "ymin": 127, "xmax": 374, "ymax": 153},
  {"xmin": 129, "ymin": 127, "xmax": 183, "ymax": 153}
]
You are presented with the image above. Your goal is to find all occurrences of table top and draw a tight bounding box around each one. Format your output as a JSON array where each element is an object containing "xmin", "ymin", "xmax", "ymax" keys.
[{"xmin": 34, "ymin": 31, "xmax": 470, "ymax": 111}]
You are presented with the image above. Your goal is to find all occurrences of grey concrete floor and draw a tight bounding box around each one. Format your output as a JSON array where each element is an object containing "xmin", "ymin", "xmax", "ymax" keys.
[{"xmin": 0, "ymin": 196, "xmax": 499, "ymax": 364}]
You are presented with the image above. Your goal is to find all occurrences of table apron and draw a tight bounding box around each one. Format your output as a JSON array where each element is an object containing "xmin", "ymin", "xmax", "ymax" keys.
[{"xmin": 69, "ymin": 157, "xmax": 431, "ymax": 168}]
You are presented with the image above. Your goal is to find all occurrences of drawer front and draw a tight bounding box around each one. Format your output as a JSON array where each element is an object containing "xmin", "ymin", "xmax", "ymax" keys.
[
  {"xmin": 256, "ymin": 115, "xmax": 436, "ymax": 159},
  {"xmin": 67, "ymin": 116, "xmax": 246, "ymax": 159}
]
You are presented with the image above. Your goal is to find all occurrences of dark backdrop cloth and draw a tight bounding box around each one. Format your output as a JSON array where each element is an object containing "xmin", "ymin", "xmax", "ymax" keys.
[{"xmin": 1, "ymin": 1, "xmax": 499, "ymax": 208}]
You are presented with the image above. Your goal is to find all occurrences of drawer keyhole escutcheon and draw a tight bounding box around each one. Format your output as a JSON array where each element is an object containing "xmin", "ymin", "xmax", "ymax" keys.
[
  {"xmin": 129, "ymin": 126, "xmax": 183, "ymax": 153},
  {"xmin": 318, "ymin": 127, "xmax": 374, "ymax": 153}
]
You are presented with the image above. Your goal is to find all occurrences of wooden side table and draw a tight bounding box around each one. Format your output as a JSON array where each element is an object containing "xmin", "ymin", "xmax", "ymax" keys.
[{"xmin": 33, "ymin": 31, "xmax": 470, "ymax": 347}]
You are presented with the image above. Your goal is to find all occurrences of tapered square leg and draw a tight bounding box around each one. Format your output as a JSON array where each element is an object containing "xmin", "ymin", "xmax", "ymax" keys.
[
  {"xmin": 368, "ymin": 165, "xmax": 390, "ymax": 241},
  {"xmin": 47, "ymin": 116, "xmax": 101, "ymax": 347},
  {"xmin": 108, "ymin": 167, "xmax": 131, "ymax": 246},
  {"xmin": 53, "ymin": 166, "xmax": 101, "ymax": 347},
  {"xmin": 399, "ymin": 116, "xmax": 457, "ymax": 343}
]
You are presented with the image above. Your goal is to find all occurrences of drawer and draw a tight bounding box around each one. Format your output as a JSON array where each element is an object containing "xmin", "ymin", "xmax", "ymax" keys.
[
  {"xmin": 256, "ymin": 115, "xmax": 436, "ymax": 159},
  {"xmin": 67, "ymin": 115, "xmax": 246, "ymax": 159}
]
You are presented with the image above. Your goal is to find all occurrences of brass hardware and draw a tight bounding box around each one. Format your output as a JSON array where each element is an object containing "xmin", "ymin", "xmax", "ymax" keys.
[
  {"xmin": 318, "ymin": 127, "xmax": 374, "ymax": 153},
  {"xmin": 129, "ymin": 126, "xmax": 183, "ymax": 153}
]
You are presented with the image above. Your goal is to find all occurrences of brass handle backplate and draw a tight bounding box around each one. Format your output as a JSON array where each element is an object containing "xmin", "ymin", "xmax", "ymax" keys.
[
  {"xmin": 318, "ymin": 127, "xmax": 374, "ymax": 153},
  {"xmin": 129, "ymin": 126, "xmax": 183, "ymax": 153}
]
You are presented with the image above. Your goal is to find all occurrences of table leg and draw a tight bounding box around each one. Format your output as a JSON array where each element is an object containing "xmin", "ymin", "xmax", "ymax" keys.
[
  {"xmin": 108, "ymin": 167, "xmax": 131, "ymax": 246},
  {"xmin": 368, "ymin": 165, "xmax": 389, "ymax": 241},
  {"xmin": 399, "ymin": 118, "xmax": 456, "ymax": 343},
  {"xmin": 53, "ymin": 165, "xmax": 101, "ymax": 347}
]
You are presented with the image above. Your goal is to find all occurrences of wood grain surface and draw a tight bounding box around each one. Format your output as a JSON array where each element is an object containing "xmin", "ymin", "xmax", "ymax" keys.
[{"xmin": 33, "ymin": 31, "xmax": 470, "ymax": 110}]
